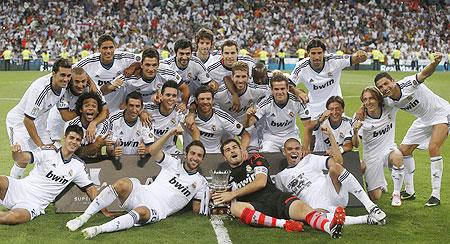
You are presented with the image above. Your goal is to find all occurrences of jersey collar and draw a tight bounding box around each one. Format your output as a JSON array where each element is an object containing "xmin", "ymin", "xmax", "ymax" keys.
[
  {"xmin": 59, "ymin": 149, "xmax": 72, "ymax": 164},
  {"xmin": 123, "ymin": 110, "xmax": 138, "ymax": 127},
  {"xmin": 183, "ymin": 163, "xmax": 198, "ymax": 175},
  {"xmin": 100, "ymin": 57, "xmax": 114, "ymax": 70},
  {"xmin": 50, "ymin": 77, "xmax": 62, "ymax": 96},
  {"xmin": 198, "ymin": 109, "xmax": 214, "ymax": 122}
]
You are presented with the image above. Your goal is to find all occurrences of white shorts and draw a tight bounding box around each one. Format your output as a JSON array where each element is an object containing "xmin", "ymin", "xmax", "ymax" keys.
[
  {"xmin": 260, "ymin": 134, "xmax": 301, "ymax": 152},
  {"xmin": 0, "ymin": 177, "xmax": 47, "ymax": 220},
  {"xmin": 6, "ymin": 123, "xmax": 52, "ymax": 151},
  {"xmin": 247, "ymin": 124, "xmax": 263, "ymax": 152},
  {"xmin": 401, "ymin": 114, "xmax": 450, "ymax": 149},
  {"xmin": 120, "ymin": 178, "xmax": 165, "ymax": 224},
  {"xmin": 364, "ymin": 146, "xmax": 398, "ymax": 192},
  {"xmin": 46, "ymin": 107, "xmax": 65, "ymax": 141},
  {"xmin": 303, "ymin": 175, "xmax": 348, "ymax": 213}
]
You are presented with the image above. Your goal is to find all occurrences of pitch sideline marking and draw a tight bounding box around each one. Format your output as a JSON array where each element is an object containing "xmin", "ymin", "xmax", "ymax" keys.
[
  {"xmin": 0, "ymin": 98, "xmax": 20, "ymax": 101},
  {"xmin": 210, "ymin": 215, "xmax": 232, "ymax": 244}
]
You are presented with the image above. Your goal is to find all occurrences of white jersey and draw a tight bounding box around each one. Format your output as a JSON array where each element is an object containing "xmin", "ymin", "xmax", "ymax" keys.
[
  {"xmin": 144, "ymin": 103, "xmax": 185, "ymax": 151},
  {"xmin": 206, "ymin": 55, "xmax": 255, "ymax": 85},
  {"xmin": 193, "ymin": 50, "xmax": 221, "ymax": 66},
  {"xmin": 147, "ymin": 153, "xmax": 207, "ymax": 217},
  {"xmin": 214, "ymin": 83, "xmax": 270, "ymax": 124},
  {"xmin": 65, "ymin": 117, "xmax": 109, "ymax": 146},
  {"xmin": 189, "ymin": 108, "xmax": 245, "ymax": 153},
  {"xmin": 289, "ymin": 55, "xmax": 351, "ymax": 118},
  {"xmin": 22, "ymin": 148, "xmax": 93, "ymax": 210},
  {"xmin": 75, "ymin": 51, "xmax": 140, "ymax": 113},
  {"xmin": 123, "ymin": 63, "xmax": 183, "ymax": 103},
  {"xmin": 255, "ymin": 94, "xmax": 311, "ymax": 140},
  {"xmin": 108, "ymin": 110, "xmax": 154, "ymax": 155},
  {"xmin": 274, "ymin": 154, "xmax": 329, "ymax": 200},
  {"xmin": 162, "ymin": 56, "xmax": 212, "ymax": 96},
  {"xmin": 384, "ymin": 74, "xmax": 450, "ymax": 124},
  {"xmin": 357, "ymin": 105, "xmax": 398, "ymax": 162},
  {"xmin": 313, "ymin": 116, "xmax": 353, "ymax": 152},
  {"xmin": 6, "ymin": 73, "xmax": 65, "ymax": 136},
  {"xmin": 57, "ymin": 87, "xmax": 106, "ymax": 111}
]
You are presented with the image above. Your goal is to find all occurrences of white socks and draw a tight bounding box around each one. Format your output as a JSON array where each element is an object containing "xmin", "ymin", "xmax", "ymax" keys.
[
  {"xmin": 430, "ymin": 156, "xmax": 443, "ymax": 199},
  {"xmin": 82, "ymin": 185, "xmax": 118, "ymax": 220},
  {"xmin": 391, "ymin": 165, "xmax": 405, "ymax": 196},
  {"xmin": 403, "ymin": 156, "xmax": 415, "ymax": 194},
  {"xmin": 98, "ymin": 210, "xmax": 139, "ymax": 233},
  {"xmin": 338, "ymin": 169, "xmax": 376, "ymax": 213}
]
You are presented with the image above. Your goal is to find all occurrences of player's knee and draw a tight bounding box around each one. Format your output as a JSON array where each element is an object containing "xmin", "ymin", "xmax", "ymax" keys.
[
  {"xmin": 399, "ymin": 144, "xmax": 414, "ymax": 156},
  {"xmin": 113, "ymin": 178, "xmax": 132, "ymax": 196},
  {"xmin": 369, "ymin": 189, "xmax": 382, "ymax": 201},
  {"xmin": 428, "ymin": 143, "xmax": 441, "ymax": 157},
  {"xmin": 133, "ymin": 206, "xmax": 150, "ymax": 223},
  {"xmin": 390, "ymin": 152, "xmax": 404, "ymax": 167},
  {"xmin": 328, "ymin": 162, "xmax": 343, "ymax": 177}
]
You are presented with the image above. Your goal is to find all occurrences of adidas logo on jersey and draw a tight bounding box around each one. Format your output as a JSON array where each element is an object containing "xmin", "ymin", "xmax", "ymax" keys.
[
  {"xmin": 401, "ymin": 99, "xmax": 419, "ymax": 111},
  {"xmin": 46, "ymin": 170, "xmax": 69, "ymax": 184},
  {"xmin": 270, "ymin": 120, "xmax": 292, "ymax": 127},
  {"xmin": 373, "ymin": 123, "xmax": 393, "ymax": 138},
  {"xmin": 168, "ymin": 177, "xmax": 191, "ymax": 197},
  {"xmin": 313, "ymin": 79, "xmax": 335, "ymax": 90}
]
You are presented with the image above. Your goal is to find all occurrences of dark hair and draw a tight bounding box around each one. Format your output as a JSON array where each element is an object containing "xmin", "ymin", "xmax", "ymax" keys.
[
  {"xmin": 374, "ymin": 72, "xmax": 394, "ymax": 85},
  {"xmin": 75, "ymin": 92, "xmax": 104, "ymax": 117},
  {"xmin": 142, "ymin": 47, "xmax": 160, "ymax": 62},
  {"xmin": 220, "ymin": 138, "xmax": 240, "ymax": 155},
  {"xmin": 269, "ymin": 74, "xmax": 289, "ymax": 88},
  {"xmin": 97, "ymin": 34, "xmax": 115, "ymax": 47},
  {"xmin": 195, "ymin": 28, "xmax": 214, "ymax": 44},
  {"xmin": 52, "ymin": 58, "xmax": 72, "ymax": 73},
  {"xmin": 186, "ymin": 140, "xmax": 206, "ymax": 159},
  {"xmin": 326, "ymin": 96, "xmax": 345, "ymax": 109},
  {"xmin": 125, "ymin": 91, "xmax": 143, "ymax": 105},
  {"xmin": 307, "ymin": 38, "xmax": 326, "ymax": 52},
  {"xmin": 65, "ymin": 125, "xmax": 84, "ymax": 138},
  {"xmin": 360, "ymin": 86, "xmax": 384, "ymax": 108},
  {"xmin": 174, "ymin": 38, "xmax": 192, "ymax": 53},
  {"xmin": 161, "ymin": 80, "xmax": 179, "ymax": 94},
  {"xmin": 194, "ymin": 86, "xmax": 214, "ymax": 99},
  {"xmin": 221, "ymin": 40, "xmax": 238, "ymax": 53}
]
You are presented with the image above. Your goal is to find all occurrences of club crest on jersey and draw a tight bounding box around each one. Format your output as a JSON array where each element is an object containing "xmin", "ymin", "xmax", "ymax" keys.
[
  {"xmin": 187, "ymin": 72, "xmax": 192, "ymax": 79},
  {"xmin": 212, "ymin": 125, "xmax": 216, "ymax": 131},
  {"xmin": 328, "ymin": 72, "xmax": 333, "ymax": 77},
  {"xmin": 305, "ymin": 110, "xmax": 309, "ymax": 115},
  {"xmin": 289, "ymin": 111, "xmax": 294, "ymax": 117},
  {"xmin": 136, "ymin": 56, "xmax": 141, "ymax": 62},
  {"xmin": 246, "ymin": 165, "xmax": 252, "ymax": 173},
  {"xmin": 171, "ymin": 118, "xmax": 176, "ymax": 125},
  {"xmin": 148, "ymin": 132, "xmax": 154, "ymax": 138},
  {"xmin": 339, "ymin": 132, "xmax": 345, "ymax": 138},
  {"xmin": 191, "ymin": 182, "xmax": 197, "ymax": 189},
  {"xmin": 236, "ymin": 124, "xmax": 241, "ymax": 129},
  {"xmin": 69, "ymin": 169, "xmax": 73, "ymax": 177}
]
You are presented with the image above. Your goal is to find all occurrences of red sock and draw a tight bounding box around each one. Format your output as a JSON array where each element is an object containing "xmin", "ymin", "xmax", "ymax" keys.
[
  {"xmin": 240, "ymin": 208, "xmax": 285, "ymax": 228},
  {"xmin": 304, "ymin": 210, "xmax": 329, "ymax": 232}
]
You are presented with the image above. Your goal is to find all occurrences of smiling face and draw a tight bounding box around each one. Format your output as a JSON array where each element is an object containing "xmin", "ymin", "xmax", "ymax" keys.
[
  {"xmin": 80, "ymin": 98, "xmax": 99, "ymax": 123},
  {"xmin": 375, "ymin": 77, "xmax": 397, "ymax": 97},
  {"xmin": 70, "ymin": 72, "xmax": 88, "ymax": 95},
  {"xmin": 197, "ymin": 38, "xmax": 212, "ymax": 56},
  {"xmin": 196, "ymin": 92, "xmax": 213, "ymax": 115},
  {"xmin": 184, "ymin": 145, "xmax": 204, "ymax": 171},
  {"xmin": 327, "ymin": 101, "xmax": 344, "ymax": 124},
  {"xmin": 141, "ymin": 57, "xmax": 159, "ymax": 80},
  {"xmin": 222, "ymin": 141, "xmax": 243, "ymax": 167},
  {"xmin": 283, "ymin": 139, "xmax": 302, "ymax": 166},
  {"xmin": 271, "ymin": 80, "xmax": 288, "ymax": 104},
  {"xmin": 176, "ymin": 47, "xmax": 192, "ymax": 69},
  {"xmin": 161, "ymin": 87, "xmax": 178, "ymax": 111},
  {"xmin": 99, "ymin": 40, "xmax": 115, "ymax": 64},
  {"xmin": 64, "ymin": 131, "xmax": 82, "ymax": 153},
  {"xmin": 308, "ymin": 47, "xmax": 325, "ymax": 70},
  {"xmin": 362, "ymin": 90, "xmax": 381, "ymax": 114},
  {"xmin": 232, "ymin": 69, "xmax": 249, "ymax": 93},
  {"xmin": 222, "ymin": 45, "xmax": 238, "ymax": 68},
  {"xmin": 53, "ymin": 67, "xmax": 71, "ymax": 90},
  {"xmin": 124, "ymin": 98, "xmax": 142, "ymax": 122}
]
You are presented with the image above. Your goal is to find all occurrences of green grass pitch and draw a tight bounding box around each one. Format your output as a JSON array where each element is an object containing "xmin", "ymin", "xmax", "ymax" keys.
[{"xmin": 0, "ymin": 70, "xmax": 449, "ymax": 243}]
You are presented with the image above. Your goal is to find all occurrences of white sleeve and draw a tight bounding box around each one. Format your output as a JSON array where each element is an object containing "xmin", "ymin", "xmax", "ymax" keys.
[
  {"xmin": 24, "ymin": 84, "xmax": 48, "ymax": 119},
  {"xmin": 73, "ymin": 164, "xmax": 94, "ymax": 189}
]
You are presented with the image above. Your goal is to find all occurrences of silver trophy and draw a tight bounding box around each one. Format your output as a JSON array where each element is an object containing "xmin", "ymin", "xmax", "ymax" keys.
[{"xmin": 209, "ymin": 170, "xmax": 231, "ymax": 215}]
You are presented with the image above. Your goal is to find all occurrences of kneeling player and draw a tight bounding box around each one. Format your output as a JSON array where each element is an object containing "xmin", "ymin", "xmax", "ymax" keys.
[
  {"xmin": 66, "ymin": 126, "xmax": 208, "ymax": 239},
  {"xmin": 212, "ymin": 139, "xmax": 346, "ymax": 238},
  {"xmin": 0, "ymin": 125, "xmax": 108, "ymax": 224},
  {"xmin": 275, "ymin": 127, "xmax": 386, "ymax": 226}
]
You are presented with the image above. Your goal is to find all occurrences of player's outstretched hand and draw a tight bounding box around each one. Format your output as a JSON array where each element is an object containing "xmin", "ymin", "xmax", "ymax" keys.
[
  {"xmin": 176, "ymin": 103, "xmax": 187, "ymax": 113},
  {"xmin": 320, "ymin": 124, "xmax": 332, "ymax": 136},
  {"xmin": 246, "ymin": 106, "xmax": 257, "ymax": 116},
  {"xmin": 231, "ymin": 94, "xmax": 241, "ymax": 113},
  {"xmin": 171, "ymin": 125, "xmax": 184, "ymax": 136},
  {"xmin": 353, "ymin": 120, "xmax": 363, "ymax": 131},
  {"xmin": 433, "ymin": 52, "xmax": 443, "ymax": 63},
  {"xmin": 86, "ymin": 122, "xmax": 98, "ymax": 143},
  {"xmin": 139, "ymin": 110, "xmax": 153, "ymax": 127},
  {"xmin": 123, "ymin": 62, "xmax": 141, "ymax": 78},
  {"xmin": 212, "ymin": 191, "xmax": 235, "ymax": 204},
  {"xmin": 11, "ymin": 143, "xmax": 22, "ymax": 153}
]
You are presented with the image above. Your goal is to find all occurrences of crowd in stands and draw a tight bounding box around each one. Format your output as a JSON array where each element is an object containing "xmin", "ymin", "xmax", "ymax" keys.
[{"xmin": 0, "ymin": 0, "xmax": 449, "ymax": 63}]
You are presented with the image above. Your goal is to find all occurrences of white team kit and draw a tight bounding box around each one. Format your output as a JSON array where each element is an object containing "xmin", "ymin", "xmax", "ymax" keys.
[
  {"xmin": 6, "ymin": 74, "xmax": 65, "ymax": 150},
  {"xmin": 313, "ymin": 116, "xmax": 353, "ymax": 152},
  {"xmin": 162, "ymin": 56, "xmax": 212, "ymax": 96},
  {"xmin": 75, "ymin": 52, "xmax": 140, "ymax": 113},
  {"xmin": 144, "ymin": 103, "xmax": 186, "ymax": 154},
  {"xmin": 193, "ymin": 50, "xmax": 221, "ymax": 67},
  {"xmin": 356, "ymin": 105, "xmax": 398, "ymax": 191},
  {"xmin": 206, "ymin": 55, "xmax": 255, "ymax": 85},
  {"xmin": 0, "ymin": 148, "xmax": 92, "ymax": 220},
  {"xmin": 289, "ymin": 55, "xmax": 351, "ymax": 119},
  {"xmin": 384, "ymin": 74, "xmax": 450, "ymax": 147},
  {"xmin": 255, "ymin": 93, "xmax": 311, "ymax": 152},
  {"xmin": 274, "ymin": 154, "xmax": 348, "ymax": 212},
  {"xmin": 184, "ymin": 108, "xmax": 245, "ymax": 153},
  {"xmin": 122, "ymin": 63, "xmax": 183, "ymax": 104},
  {"xmin": 108, "ymin": 110, "xmax": 154, "ymax": 155},
  {"xmin": 65, "ymin": 117, "xmax": 109, "ymax": 146},
  {"xmin": 121, "ymin": 152, "xmax": 207, "ymax": 222}
]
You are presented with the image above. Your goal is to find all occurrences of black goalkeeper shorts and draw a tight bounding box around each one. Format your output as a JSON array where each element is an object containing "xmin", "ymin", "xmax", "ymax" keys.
[{"xmin": 250, "ymin": 191, "xmax": 299, "ymax": 219}]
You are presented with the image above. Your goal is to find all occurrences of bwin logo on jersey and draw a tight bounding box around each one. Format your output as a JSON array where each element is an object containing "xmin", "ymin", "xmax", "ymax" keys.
[
  {"xmin": 313, "ymin": 79, "xmax": 335, "ymax": 90},
  {"xmin": 270, "ymin": 120, "xmax": 292, "ymax": 127},
  {"xmin": 200, "ymin": 130, "xmax": 214, "ymax": 138},
  {"xmin": 169, "ymin": 177, "xmax": 191, "ymax": 197},
  {"xmin": 373, "ymin": 123, "xmax": 393, "ymax": 138},
  {"xmin": 401, "ymin": 99, "xmax": 419, "ymax": 111},
  {"xmin": 155, "ymin": 128, "xmax": 169, "ymax": 136},
  {"xmin": 118, "ymin": 139, "xmax": 139, "ymax": 147},
  {"xmin": 46, "ymin": 170, "xmax": 69, "ymax": 184}
]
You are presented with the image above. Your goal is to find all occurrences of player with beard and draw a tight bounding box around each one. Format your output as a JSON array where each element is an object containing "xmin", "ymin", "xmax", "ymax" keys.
[
  {"xmin": 65, "ymin": 92, "xmax": 109, "ymax": 158},
  {"xmin": 374, "ymin": 53, "xmax": 449, "ymax": 207},
  {"xmin": 213, "ymin": 139, "xmax": 346, "ymax": 238},
  {"xmin": 275, "ymin": 130, "xmax": 386, "ymax": 226},
  {"xmin": 66, "ymin": 126, "xmax": 208, "ymax": 239}
]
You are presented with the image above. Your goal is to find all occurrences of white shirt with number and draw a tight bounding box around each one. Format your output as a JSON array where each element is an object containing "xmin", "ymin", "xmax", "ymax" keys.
[{"xmin": 313, "ymin": 116, "xmax": 353, "ymax": 152}]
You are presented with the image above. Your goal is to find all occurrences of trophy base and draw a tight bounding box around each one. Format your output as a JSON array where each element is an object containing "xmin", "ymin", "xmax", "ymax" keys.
[{"xmin": 210, "ymin": 207, "xmax": 229, "ymax": 216}]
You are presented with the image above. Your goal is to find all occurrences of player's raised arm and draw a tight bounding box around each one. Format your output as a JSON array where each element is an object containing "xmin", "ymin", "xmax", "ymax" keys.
[
  {"xmin": 417, "ymin": 52, "xmax": 443, "ymax": 82},
  {"xmin": 147, "ymin": 125, "xmax": 184, "ymax": 161},
  {"xmin": 11, "ymin": 144, "xmax": 33, "ymax": 166},
  {"xmin": 351, "ymin": 50, "xmax": 368, "ymax": 64},
  {"xmin": 320, "ymin": 125, "xmax": 343, "ymax": 165}
]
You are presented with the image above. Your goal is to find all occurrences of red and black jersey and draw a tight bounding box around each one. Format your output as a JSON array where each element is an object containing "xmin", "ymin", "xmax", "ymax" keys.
[{"xmin": 225, "ymin": 153, "xmax": 279, "ymax": 202}]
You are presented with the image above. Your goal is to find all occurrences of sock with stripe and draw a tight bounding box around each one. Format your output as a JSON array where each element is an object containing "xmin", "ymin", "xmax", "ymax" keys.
[
  {"xmin": 304, "ymin": 210, "xmax": 330, "ymax": 233},
  {"xmin": 391, "ymin": 165, "xmax": 405, "ymax": 196},
  {"xmin": 430, "ymin": 156, "xmax": 443, "ymax": 199},
  {"xmin": 98, "ymin": 210, "xmax": 139, "ymax": 233},
  {"xmin": 81, "ymin": 185, "xmax": 118, "ymax": 222},
  {"xmin": 239, "ymin": 208, "xmax": 286, "ymax": 228},
  {"xmin": 338, "ymin": 169, "xmax": 375, "ymax": 213},
  {"xmin": 403, "ymin": 156, "xmax": 415, "ymax": 194}
]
